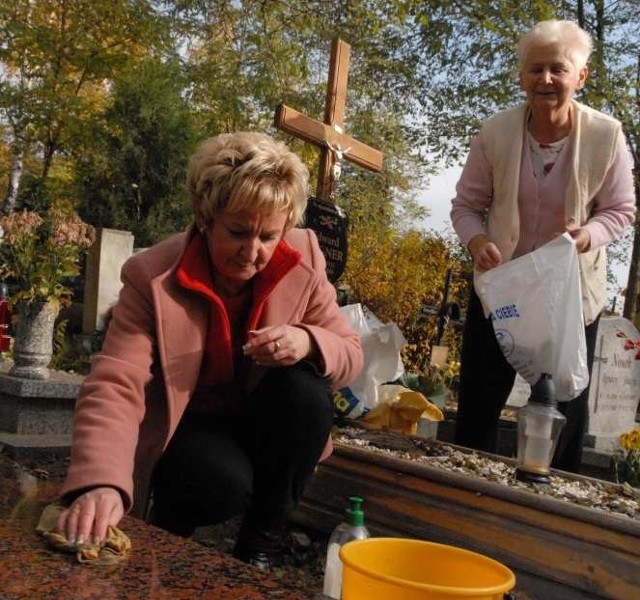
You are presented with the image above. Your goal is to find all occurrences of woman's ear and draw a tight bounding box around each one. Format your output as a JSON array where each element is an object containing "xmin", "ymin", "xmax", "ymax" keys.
[
  {"xmin": 284, "ymin": 210, "xmax": 295, "ymax": 233},
  {"xmin": 577, "ymin": 65, "xmax": 589, "ymax": 89}
]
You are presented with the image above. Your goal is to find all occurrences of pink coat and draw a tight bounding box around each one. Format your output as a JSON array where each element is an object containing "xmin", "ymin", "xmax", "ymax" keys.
[{"xmin": 60, "ymin": 227, "xmax": 363, "ymax": 517}]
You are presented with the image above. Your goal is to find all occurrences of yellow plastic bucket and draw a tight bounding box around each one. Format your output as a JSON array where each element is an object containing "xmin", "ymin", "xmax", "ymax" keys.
[{"xmin": 340, "ymin": 538, "xmax": 515, "ymax": 600}]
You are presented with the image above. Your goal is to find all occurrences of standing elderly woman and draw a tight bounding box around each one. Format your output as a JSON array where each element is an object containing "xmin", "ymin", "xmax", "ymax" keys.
[
  {"xmin": 56, "ymin": 131, "xmax": 363, "ymax": 569},
  {"xmin": 451, "ymin": 20, "xmax": 635, "ymax": 473}
]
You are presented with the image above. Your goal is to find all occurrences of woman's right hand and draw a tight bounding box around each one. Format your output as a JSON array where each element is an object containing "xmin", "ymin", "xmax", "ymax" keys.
[
  {"xmin": 56, "ymin": 486, "xmax": 124, "ymax": 546},
  {"xmin": 468, "ymin": 235, "xmax": 503, "ymax": 271}
]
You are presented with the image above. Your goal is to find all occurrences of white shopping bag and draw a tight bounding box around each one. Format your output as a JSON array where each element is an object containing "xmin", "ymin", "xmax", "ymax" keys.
[
  {"xmin": 339, "ymin": 303, "xmax": 407, "ymax": 410},
  {"xmin": 474, "ymin": 234, "xmax": 589, "ymax": 401}
]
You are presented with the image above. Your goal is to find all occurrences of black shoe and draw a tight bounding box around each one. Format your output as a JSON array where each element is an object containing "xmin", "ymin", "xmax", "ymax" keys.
[
  {"xmin": 233, "ymin": 525, "xmax": 286, "ymax": 571},
  {"xmin": 233, "ymin": 546, "xmax": 272, "ymax": 571}
]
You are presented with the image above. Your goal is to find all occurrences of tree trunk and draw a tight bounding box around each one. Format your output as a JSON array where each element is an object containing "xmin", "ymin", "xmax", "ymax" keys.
[
  {"xmin": 623, "ymin": 186, "xmax": 640, "ymax": 321},
  {"xmin": 3, "ymin": 146, "xmax": 24, "ymax": 214}
]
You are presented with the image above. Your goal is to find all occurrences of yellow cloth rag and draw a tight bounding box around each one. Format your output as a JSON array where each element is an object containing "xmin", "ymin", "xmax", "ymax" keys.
[
  {"xmin": 36, "ymin": 503, "xmax": 131, "ymax": 565},
  {"xmin": 362, "ymin": 388, "xmax": 444, "ymax": 435}
]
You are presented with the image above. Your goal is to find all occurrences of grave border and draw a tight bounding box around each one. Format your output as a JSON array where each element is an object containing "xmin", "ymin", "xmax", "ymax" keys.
[{"xmin": 295, "ymin": 441, "xmax": 640, "ymax": 600}]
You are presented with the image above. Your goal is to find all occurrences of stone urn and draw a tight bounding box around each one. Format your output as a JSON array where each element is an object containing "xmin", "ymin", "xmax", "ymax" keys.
[{"xmin": 9, "ymin": 300, "xmax": 60, "ymax": 380}]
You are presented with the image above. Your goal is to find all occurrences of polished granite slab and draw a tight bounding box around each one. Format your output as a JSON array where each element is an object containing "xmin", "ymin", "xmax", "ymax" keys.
[{"xmin": 0, "ymin": 461, "xmax": 322, "ymax": 599}]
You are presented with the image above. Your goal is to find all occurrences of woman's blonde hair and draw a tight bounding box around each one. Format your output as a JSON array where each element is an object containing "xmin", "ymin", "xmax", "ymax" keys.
[
  {"xmin": 188, "ymin": 131, "xmax": 309, "ymax": 231},
  {"xmin": 517, "ymin": 20, "xmax": 593, "ymax": 70}
]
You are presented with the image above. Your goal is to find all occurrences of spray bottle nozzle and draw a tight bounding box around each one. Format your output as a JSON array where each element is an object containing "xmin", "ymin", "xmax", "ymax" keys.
[{"xmin": 346, "ymin": 496, "xmax": 365, "ymax": 526}]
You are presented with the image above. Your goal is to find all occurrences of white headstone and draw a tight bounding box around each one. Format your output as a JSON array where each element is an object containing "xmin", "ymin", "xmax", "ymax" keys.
[
  {"xmin": 82, "ymin": 228, "xmax": 134, "ymax": 333},
  {"xmin": 587, "ymin": 316, "xmax": 640, "ymax": 451}
]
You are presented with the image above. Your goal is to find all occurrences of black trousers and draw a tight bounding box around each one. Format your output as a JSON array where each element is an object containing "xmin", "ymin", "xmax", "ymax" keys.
[
  {"xmin": 151, "ymin": 363, "xmax": 334, "ymax": 536},
  {"xmin": 454, "ymin": 288, "xmax": 599, "ymax": 473}
]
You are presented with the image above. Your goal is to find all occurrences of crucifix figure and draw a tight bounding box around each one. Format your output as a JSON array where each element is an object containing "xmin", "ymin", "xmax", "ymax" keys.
[
  {"xmin": 273, "ymin": 37, "xmax": 383, "ymax": 201},
  {"xmin": 273, "ymin": 38, "xmax": 383, "ymax": 282}
]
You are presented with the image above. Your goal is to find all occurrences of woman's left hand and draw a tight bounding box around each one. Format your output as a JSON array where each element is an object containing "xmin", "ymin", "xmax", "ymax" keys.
[
  {"xmin": 565, "ymin": 223, "xmax": 591, "ymax": 253},
  {"xmin": 242, "ymin": 325, "xmax": 316, "ymax": 367}
]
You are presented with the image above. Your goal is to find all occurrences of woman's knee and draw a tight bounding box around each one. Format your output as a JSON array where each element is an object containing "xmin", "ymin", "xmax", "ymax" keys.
[
  {"xmin": 153, "ymin": 421, "xmax": 254, "ymax": 512},
  {"xmin": 153, "ymin": 451, "xmax": 253, "ymax": 530},
  {"xmin": 254, "ymin": 364, "xmax": 333, "ymax": 424}
]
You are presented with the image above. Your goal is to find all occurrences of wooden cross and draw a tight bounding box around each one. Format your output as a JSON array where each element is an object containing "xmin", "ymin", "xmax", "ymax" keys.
[{"xmin": 273, "ymin": 38, "xmax": 383, "ymax": 201}]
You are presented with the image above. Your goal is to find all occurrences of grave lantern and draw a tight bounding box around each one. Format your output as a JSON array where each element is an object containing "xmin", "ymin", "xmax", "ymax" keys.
[{"xmin": 516, "ymin": 373, "xmax": 566, "ymax": 484}]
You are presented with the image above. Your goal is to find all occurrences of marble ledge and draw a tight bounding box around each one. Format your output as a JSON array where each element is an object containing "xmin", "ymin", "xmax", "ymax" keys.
[
  {"xmin": 0, "ymin": 362, "xmax": 83, "ymax": 398},
  {"xmin": 1, "ymin": 471, "xmax": 323, "ymax": 599}
]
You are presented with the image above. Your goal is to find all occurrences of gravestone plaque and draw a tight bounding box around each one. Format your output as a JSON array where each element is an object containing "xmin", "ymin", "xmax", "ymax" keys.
[
  {"xmin": 586, "ymin": 316, "xmax": 640, "ymax": 451},
  {"xmin": 82, "ymin": 228, "xmax": 134, "ymax": 333},
  {"xmin": 303, "ymin": 196, "xmax": 348, "ymax": 282}
]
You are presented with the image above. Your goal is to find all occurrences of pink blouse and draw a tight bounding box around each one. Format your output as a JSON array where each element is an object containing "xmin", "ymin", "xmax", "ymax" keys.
[{"xmin": 451, "ymin": 127, "xmax": 635, "ymax": 256}]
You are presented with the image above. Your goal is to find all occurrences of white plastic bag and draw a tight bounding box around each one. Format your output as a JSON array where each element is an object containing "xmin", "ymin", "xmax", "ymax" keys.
[
  {"xmin": 474, "ymin": 234, "xmax": 589, "ymax": 401},
  {"xmin": 339, "ymin": 304, "xmax": 407, "ymax": 410}
]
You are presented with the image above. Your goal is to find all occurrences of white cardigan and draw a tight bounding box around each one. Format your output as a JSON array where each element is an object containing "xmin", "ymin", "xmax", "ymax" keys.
[{"xmin": 477, "ymin": 100, "xmax": 623, "ymax": 324}]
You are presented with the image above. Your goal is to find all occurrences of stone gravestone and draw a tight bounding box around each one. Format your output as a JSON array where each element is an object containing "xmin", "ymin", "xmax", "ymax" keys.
[
  {"xmin": 586, "ymin": 315, "xmax": 640, "ymax": 451},
  {"xmin": 0, "ymin": 362, "xmax": 83, "ymax": 458},
  {"xmin": 82, "ymin": 228, "xmax": 134, "ymax": 333}
]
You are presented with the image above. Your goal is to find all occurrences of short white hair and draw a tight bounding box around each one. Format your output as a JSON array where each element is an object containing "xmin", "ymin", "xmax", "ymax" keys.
[{"xmin": 517, "ymin": 20, "xmax": 593, "ymax": 70}]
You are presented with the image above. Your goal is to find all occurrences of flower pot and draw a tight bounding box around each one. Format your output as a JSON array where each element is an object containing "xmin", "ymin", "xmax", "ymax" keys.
[{"xmin": 9, "ymin": 300, "xmax": 59, "ymax": 380}]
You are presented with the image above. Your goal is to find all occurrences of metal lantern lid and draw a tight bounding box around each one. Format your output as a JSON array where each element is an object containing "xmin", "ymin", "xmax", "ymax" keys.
[{"xmin": 528, "ymin": 373, "xmax": 556, "ymax": 407}]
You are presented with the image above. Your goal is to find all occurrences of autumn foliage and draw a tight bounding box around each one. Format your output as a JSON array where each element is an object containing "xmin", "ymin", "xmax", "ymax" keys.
[{"xmin": 342, "ymin": 223, "xmax": 470, "ymax": 376}]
